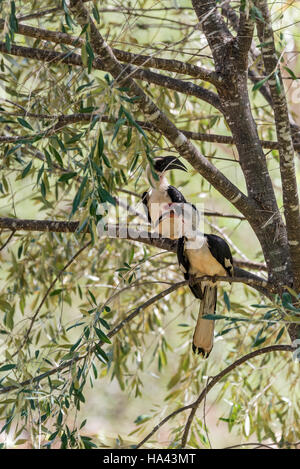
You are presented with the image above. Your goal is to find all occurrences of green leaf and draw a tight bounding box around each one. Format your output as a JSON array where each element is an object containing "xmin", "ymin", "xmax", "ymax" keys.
[
  {"xmin": 9, "ymin": 1, "xmax": 18, "ymax": 33},
  {"xmin": 49, "ymin": 430, "xmax": 59, "ymax": 441},
  {"xmin": 274, "ymin": 71, "xmax": 281, "ymax": 94},
  {"xmin": 97, "ymin": 185, "xmax": 116, "ymax": 206},
  {"xmin": 49, "ymin": 289, "xmax": 64, "ymax": 297},
  {"xmin": 203, "ymin": 314, "xmax": 249, "ymax": 323},
  {"xmin": 97, "ymin": 129, "xmax": 104, "ymax": 158},
  {"xmin": 4, "ymin": 307, "xmax": 14, "ymax": 330},
  {"xmin": 95, "ymin": 345, "xmax": 109, "ymax": 362},
  {"xmin": 256, "ymin": 41, "xmax": 273, "ymax": 49},
  {"xmin": 94, "ymin": 326, "xmax": 111, "ymax": 344},
  {"xmin": 0, "ymin": 364, "xmax": 16, "ymax": 372},
  {"xmin": 223, "ymin": 291, "xmax": 231, "ymax": 312},
  {"xmin": 252, "ymin": 336, "xmax": 267, "ymax": 348},
  {"xmin": 76, "ymin": 80, "xmax": 94, "ymax": 93},
  {"xmin": 55, "ymin": 136, "xmax": 67, "ymax": 154},
  {"xmin": 102, "ymin": 153, "xmax": 111, "ymax": 168},
  {"xmin": 81, "ymin": 43, "xmax": 88, "ymax": 68},
  {"xmin": 17, "ymin": 117, "xmax": 33, "ymax": 131},
  {"xmin": 283, "ymin": 66, "xmax": 297, "ymax": 80},
  {"xmin": 111, "ymin": 117, "xmax": 126, "ymax": 142},
  {"xmin": 66, "ymin": 132, "xmax": 84, "ymax": 144},
  {"xmin": 71, "ymin": 175, "xmax": 88, "ymax": 216},
  {"xmin": 134, "ymin": 414, "xmax": 151, "ymax": 425},
  {"xmin": 99, "ymin": 317, "xmax": 110, "ymax": 330},
  {"xmin": 58, "ymin": 172, "xmax": 78, "ymax": 183},
  {"xmin": 202, "ymin": 314, "xmax": 227, "ymax": 321},
  {"xmin": 92, "ymin": 5, "xmax": 100, "ymax": 23},
  {"xmin": 5, "ymin": 33, "xmax": 11, "ymax": 53},
  {"xmin": 252, "ymin": 76, "xmax": 269, "ymax": 91},
  {"xmin": 86, "ymin": 41, "xmax": 94, "ymax": 74},
  {"xmin": 275, "ymin": 327, "xmax": 285, "ymax": 343},
  {"xmin": 57, "ymin": 411, "xmax": 63, "ymax": 426},
  {"xmin": 250, "ymin": 5, "xmax": 264, "ymax": 21},
  {"xmin": 36, "ymin": 164, "xmax": 44, "ymax": 185},
  {"xmin": 88, "ymin": 289, "xmax": 97, "ymax": 305},
  {"xmin": 21, "ymin": 160, "xmax": 32, "ymax": 178},
  {"xmin": 70, "ymin": 337, "xmax": 82, "ymax": 353},
  {"xmin": 49, "ymin": 145, "xmax": 64, "ymax": 167},
  {"xmin": 40, "ymin": 180, "xmax": 46, "ymax": 198},
  {"xmin": 122, "ymin": 107, "xmax": 148, "ymax": 140},
  {"xmin": 0, "ymin": 300, "xmax": 12, "ymax": 313}
]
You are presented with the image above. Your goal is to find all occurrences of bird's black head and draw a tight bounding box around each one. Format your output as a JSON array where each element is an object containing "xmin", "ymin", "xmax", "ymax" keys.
[{"xmin": 153, "ymin": 156, "xmax": 187, "ymax": 174}]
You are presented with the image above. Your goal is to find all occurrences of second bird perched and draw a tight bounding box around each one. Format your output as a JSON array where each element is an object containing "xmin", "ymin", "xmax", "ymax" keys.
[
  {"xmin": 175, "ymin": 204, "xmax": 233, "ymax": 358},
  {"xmin": 142, "ymin": 156, "xmax": 233, "ymax": 358}
]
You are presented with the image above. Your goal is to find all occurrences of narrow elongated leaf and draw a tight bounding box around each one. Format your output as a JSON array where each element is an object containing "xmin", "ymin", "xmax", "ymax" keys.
[
  {"xmin": 17, "ymin": 117, "xmax": 33, "ymax": 131},
  {"xmin": 283, "ymin": 66, "xmax": 297, "ymax": 80},
  {"xmin": 94, "ymin": 327, "xmax": 111, "ymax": 344},
  {"xmin": 252, "ymin": 76, "xmax": 269, "ymax": 91},
  {"xmin": 0, "ymin": 364, "xmax": 16, "ymax": 372},
  {"xmin": 223, "ymin": 291, "xmax": 231, "ymax": 312},
  {"xmin": 58, "ymin": 172, "xmax": 77, "ymax": 183},
  {"xmin": 21, "ymin": 160, "xmax": 32, "ymax": 178},
  {"xmin": 97, "ymin": 129, "xmax": 104, "ymax": 158},
  {"xmin": 71, "ymin": 175, "xmax": 88, "ymax": 216}
]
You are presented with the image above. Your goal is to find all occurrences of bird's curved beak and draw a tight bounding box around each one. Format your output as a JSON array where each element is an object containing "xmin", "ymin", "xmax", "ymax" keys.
[{"xmin": 154, "ymin": 156, "xmax": 187, "ymax": 173}]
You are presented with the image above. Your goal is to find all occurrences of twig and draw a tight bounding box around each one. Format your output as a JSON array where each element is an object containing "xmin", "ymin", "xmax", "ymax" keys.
[
  {"xmin": 12, "ymin": 240, "xmax": 92, "ymax": 358},
  {"xmin": 222, "ymin": 441, "xmax": 300, "ymax": 450},
  {"xmin": 1, "ymin": 109, "xmax": 298, "ymax": 151},
  {"xmin": 0, "ymin": 280, "xmax": 187, "ymax": 395},
  {"xmin": 136, "ymin": 344, "xmax": 293, "ymax": 449},
  {"xmin": 0, "ymin": 42, "xmax": 221, "ymax": 111},
  {"xmin": 0, "ymin": 230, "xmax": 15, "ymax": 252},
  {"xmin": 0, "ymin": 23, "xmax": 218, "ymax": 84},
  {"xmin": 0, "ymin": 218, "xmax": 272, "ymax": 297}
]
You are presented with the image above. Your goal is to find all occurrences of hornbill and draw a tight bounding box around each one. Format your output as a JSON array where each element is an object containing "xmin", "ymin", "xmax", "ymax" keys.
[
  {"xmin": 175, "ymin": 203, "xmax": 234, "ymax": 358},
  {"xmin": 142, "ymin": 156, "xmax": 187, "ymax": 239}
]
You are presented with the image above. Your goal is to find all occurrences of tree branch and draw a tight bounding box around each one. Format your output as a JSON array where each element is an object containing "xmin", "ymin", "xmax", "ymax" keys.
[
  {"xmin": 136, "ymin": 344, "xmax": 293, "ymax": 449},
  {"xmin": 0, "ymin": 280, "xmax": 187, "ymax": 395},
  {"xmin": 10, "ymin": 240, "xmax": 92, "ymax": 359},
  {"xmin": 192, "ymin": 1, "xmax": 289, "ymax": 286},
  {"xmin": 221, "ymin": 2, "xmax": 300, "ymax": 152},
  {"xmin": 180, "ymin": 344, "xmax": 293, "ymax": 447},
  {"xmin": 67, "ymin": 0, "xmax": 258, "ymax": 227},
  {"xmin": 0, "ymin": 277, "xmax": 282, "ymax": 397},
  {"xmin": 1, "ymin": 22, "xmax": 219, "ymax": 85},
  {"xmin": 0, "ymin": 217, "xmax": 273, "ymax": 296},
  {"xmin": 254, "ymin": 0, "xmax": 300, "ymax": 290},
  {"xmin": 0, "ymin": 42, "xmax": 222, "ymax": 111},
  {"xmin": 236, "ymin": 1, "xmax": 255, "ymax": 70},
  {"xmin": 2, "ymin": 109, "xmax": 299, "ymax": 151},
  {"xmin": 191, "ymin": 0, "xmax": 233, "ymax": 69},
  {"xmin": 0, "ymin": 230, "xmax": 15, "ymax": 252}
]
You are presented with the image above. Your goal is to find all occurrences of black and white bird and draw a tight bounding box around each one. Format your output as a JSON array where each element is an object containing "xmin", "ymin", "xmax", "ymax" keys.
[
  {"xmin": 176, "ymin": 204, "xmax": 233, "ymax": 358},
  {"xmin": 142, "ymin": 156, "xmax": 188, "ymax": 239}
]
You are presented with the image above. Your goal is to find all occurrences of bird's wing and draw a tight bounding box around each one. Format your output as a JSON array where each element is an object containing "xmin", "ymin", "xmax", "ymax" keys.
[
  {"xmin": 177, "ymin": 237, "xmax": 204, "ymax": 299},
  {"xmin": 206, "ymin": 234, "xmax": 234, "ymax": 276},
  {"xmin": 167, "ymin": 186, "xmax": 186, "ymax": 203},
  {"xmin": 141, "ymin": 191, "xmax": 152, "ymax": 224}
]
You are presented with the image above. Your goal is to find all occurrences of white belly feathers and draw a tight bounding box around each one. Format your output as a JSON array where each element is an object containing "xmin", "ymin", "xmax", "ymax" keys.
[{"xmin": 185, "ymin": 236, "xmax": 227, "ymax": 277}]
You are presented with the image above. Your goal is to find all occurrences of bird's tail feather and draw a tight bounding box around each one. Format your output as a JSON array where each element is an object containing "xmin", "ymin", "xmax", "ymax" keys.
[{"xmin": 192, "ymin": 286, "xmax": 217, "ymax": 358}]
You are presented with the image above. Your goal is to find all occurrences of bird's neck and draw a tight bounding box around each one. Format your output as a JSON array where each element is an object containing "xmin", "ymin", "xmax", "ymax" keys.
[
  {"xmin": 185, "ymin": 231, "xmax": 206, "ymax": 249},
  {"xmin": 147, "ymin": 169, "xmax": 169, "ymax": 191}
]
